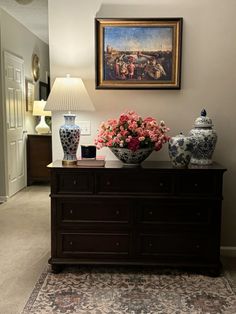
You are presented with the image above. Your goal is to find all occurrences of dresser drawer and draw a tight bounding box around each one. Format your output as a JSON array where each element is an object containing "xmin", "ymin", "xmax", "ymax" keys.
[
  {"xmin": 57, "ymin": 198, "xmax": 130, "ymax": 225},
  {"xmin": 138, "ymin": 201, "xmax": 212, "ymax": 225},
  {"xmin": 49, "ymin": 161, "xmax": 225, "ymax": 271},
  {"xmin": 55, "ymin": 172, "xmax": 93, "ymax": 194},
  {"xmin": 59, "ymin": 232, "xmax": 130, "ymax": 257},
  {"xmin": 138, "ymin": 233, "xmax": 214, "ymax": 257},
  {"xmin": 177, "ymin": 174, "xmax": 217, "ymax": 195},
  {"xmin": 96, "ymin": 171, "xmax": 172, "ymax": 194}
]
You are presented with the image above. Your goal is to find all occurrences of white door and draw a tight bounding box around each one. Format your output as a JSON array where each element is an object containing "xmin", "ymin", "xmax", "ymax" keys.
[{"xmin": 4, "ymin": 51, "xmax": 26, "ymax": 197}]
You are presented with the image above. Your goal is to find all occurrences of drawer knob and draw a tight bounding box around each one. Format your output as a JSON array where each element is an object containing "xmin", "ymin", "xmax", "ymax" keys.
[
  {"xmin": 69, "ymin": 241, "xmax": 73, "ymax": 246},
  {"xmin": 106, "ymin": 180, "xmax": 111, "ymax": 186},
  {"xmin": 116, "ymin": 242, "xmax": 120, "ymax": 246},
  {"xmin": 149, "ymin": 211, "xmax": 153, "ymax": 215},
  {"xmin": 70, "ymin": 210, "xmax": 73, "ymax": 214},
  {"xmin": 73, "ymin": 180, "xmax": 77, "ymax": 185},
  {"xmin": 149, "ymin": 242, "xmax": 153, "ymax": 247},
  {"xmin": 196, "ymin": 244, "xmax": 200, "ymax": 249},
  {"xmin": 196, "ymin": 212, "xmax": 201, "ymax": 216},
  {"xmin": 116, "ymin": 210, "xmax": 120, "ymax": 215},
  {"xmin": 194, "ymin": 183, "xmax": 198, "ymax": 188},
  {"xmin": 159, "ymin": 182, "xmax": 164, "ymax": 187}
]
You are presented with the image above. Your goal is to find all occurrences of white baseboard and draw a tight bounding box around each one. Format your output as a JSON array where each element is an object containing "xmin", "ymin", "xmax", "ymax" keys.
[
  {"xmin": 220, "ymin": 246, "xmax": 236, "ymax": 257},
  {"xmin": 0, "ymin": 196, "xmax": 8, "ymax": 203}
]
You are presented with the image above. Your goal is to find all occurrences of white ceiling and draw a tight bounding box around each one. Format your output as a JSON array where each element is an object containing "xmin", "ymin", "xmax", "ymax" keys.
[{"xmin": 0, "ymin": 0, "xmax": 48, "ymax": 44}]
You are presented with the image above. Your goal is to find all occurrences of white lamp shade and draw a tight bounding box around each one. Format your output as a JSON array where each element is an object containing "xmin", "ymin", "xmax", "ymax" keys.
[
  {"xmin": 33, "ymin": 100, "xmax": 51, "ymax": 117},
  {"xmin": 44, "ymin": 76, "xmax": 95, "ymax": 112}
]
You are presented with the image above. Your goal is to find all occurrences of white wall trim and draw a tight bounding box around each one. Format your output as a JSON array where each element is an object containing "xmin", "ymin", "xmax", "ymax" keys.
[
  {"xmin": 220, "ymin": 246, "xmax": 236, "ymax": 257},
  {"xmin": 0, "ymin": 195, "xmax": 8, "ymax": 203}
]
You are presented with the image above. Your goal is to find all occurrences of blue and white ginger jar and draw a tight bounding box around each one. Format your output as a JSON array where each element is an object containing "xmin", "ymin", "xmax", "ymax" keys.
[
  {"xmin": 168, "ymin": 133, "xmax": 194, "ymax": 168},
  {"xmin": 189, "ymin": 109, "xmax": 217, "ymax": 165}
]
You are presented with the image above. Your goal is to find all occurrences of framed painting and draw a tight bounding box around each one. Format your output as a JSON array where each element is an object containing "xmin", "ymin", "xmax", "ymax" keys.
[
  {"xmin": 39, "ymin": 81, "xmax": 50, "ymax": 100},
  {"xmin": 25, "ymin": 79, "xmax": 35, "ymax": 111},
  {"xmin": 95, "ymin": 18, "xmax": 183, "ymax": 89}
]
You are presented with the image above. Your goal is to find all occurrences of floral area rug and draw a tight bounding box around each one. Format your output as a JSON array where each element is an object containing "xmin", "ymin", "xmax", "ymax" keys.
[{"xmin": 22, "ymin": 266, "xmax": 236, "ymax": 314}]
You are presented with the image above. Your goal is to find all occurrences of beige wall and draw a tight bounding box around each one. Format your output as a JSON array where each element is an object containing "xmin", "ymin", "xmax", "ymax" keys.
[
  {"xmin": 0, "ymin": 8, "xmax": 49, "ymax": 198},
  {"xmin": 48, "ymin": 0, "xmax": 236, "ymax": 246},
  {"xmin": 0, "ymin": 9, "xmax": 50, "ymax": 134}
]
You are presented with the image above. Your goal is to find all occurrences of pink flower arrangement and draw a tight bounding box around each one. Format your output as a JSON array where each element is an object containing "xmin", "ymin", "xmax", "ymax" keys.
[{"xmin": 95, "ymin": 110, "xmax": 170, "ymax": 152}]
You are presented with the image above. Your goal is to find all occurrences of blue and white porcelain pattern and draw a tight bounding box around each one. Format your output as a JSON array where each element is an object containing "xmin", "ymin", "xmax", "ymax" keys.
[
  {"xmin": 59, "ymin": 114, "xmax": 80, "ymax": 163},
  {"xmin": 110, "ymin": 147, "xmax": 153, "ymax": 165},
  {"xmin": 189, "ymin": 109, "xmax": 217, "ymax": 165},
  {"xmin": 168, "ymin": 133, "xmax": 194, "ymax": 168}
]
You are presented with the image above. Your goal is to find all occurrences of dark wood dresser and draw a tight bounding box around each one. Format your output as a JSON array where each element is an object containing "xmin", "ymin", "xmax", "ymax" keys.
[
  {"xmin": 48, "ymin": 161, "xmax": 226, "ymax": 275},
  {"xmin": 27, "ymin": 134, "xmax": 52, "ymax": 185}
]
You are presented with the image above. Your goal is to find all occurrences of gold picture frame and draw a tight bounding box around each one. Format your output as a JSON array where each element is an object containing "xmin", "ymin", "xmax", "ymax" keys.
[
  {"xmin": 95, "ymin": 18, "xmax": 183, "ymax": 89},
  {"xmin": 25, "ymin": 79, "xmax": 35, "ymax": 111}
]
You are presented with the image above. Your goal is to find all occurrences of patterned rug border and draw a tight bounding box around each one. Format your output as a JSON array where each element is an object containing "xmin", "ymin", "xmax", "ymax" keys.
[
  {"xmin": 225, "ymin": 270, "xmax": 236, "ymax": 294},
  {"xmin": 21, "ymin": 266, "xmax": 236, "ymax": 314},
  {"xmin": 22, "ymin": 266, "xmax": 49, "ymax": 314}
]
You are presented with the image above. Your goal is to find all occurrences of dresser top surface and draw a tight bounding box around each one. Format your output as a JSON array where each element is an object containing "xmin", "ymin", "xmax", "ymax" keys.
[
  {"xmin": 28, "ymin": 134, "xmax": 52, "ymax": 137},
  {"xmin": 48, "ymin": 160, "xmax": 226, "ymax": 172}
]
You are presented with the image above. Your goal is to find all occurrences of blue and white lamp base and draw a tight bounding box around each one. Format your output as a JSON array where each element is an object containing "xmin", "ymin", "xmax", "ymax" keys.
[{"xmin": 59, "ymin": 114, "xmax": 80, "ymax": 165}]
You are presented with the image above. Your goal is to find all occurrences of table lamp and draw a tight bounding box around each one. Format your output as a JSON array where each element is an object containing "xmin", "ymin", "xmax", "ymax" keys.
[
  {"xmin": 44, "ymin": 75, "xmax": 95, "ymax": 165},
  {"xmin": 33, "ymin": 100, "xmax": 51, "ymax": 134}
]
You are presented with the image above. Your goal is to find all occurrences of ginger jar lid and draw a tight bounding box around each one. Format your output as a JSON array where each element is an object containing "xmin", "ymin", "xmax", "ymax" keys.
[
  {"xmin": 172, "ymin": 132, "xmax": 185, "ymax": 139},
  {"xmin": 194, "ymin": 109, "xmax": 213, "ymax": 128}
]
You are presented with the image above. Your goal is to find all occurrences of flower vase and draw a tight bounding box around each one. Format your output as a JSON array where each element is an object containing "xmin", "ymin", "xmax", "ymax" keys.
[{"xmin": 110, "ymin": 147, "xmax": 153, "ymax": 165}]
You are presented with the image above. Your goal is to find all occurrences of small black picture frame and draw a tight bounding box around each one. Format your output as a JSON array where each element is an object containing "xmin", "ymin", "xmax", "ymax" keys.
[{"xmin": 39, "ymin": 81, "xmax": 50, "ymax": 100}]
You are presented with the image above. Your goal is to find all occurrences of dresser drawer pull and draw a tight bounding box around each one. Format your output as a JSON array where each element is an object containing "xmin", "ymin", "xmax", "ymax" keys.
[
  {"xmin": 196, "ymin": 244, "xmax": 200, "ymax": 249},
  {"xmin": 116, "ymin": 242, "xmax": 120, "ymax": 246},
  {"xmin": 149, "ymin": 211, "xmax": 153, "ymax": 215},
  {"xmin": 149, "ymin": 242, "xmax": 153, "ymax": 247},
  {"xmin": 73, "ymin": 180, "xmax": 77, "ymax": 185},
  {"xmin": 106, "ymin": 180, "xmax": 111, "ymax": 186},
  {"xmin": 116, "ymin": 210, "xmax": 120, "ymax": 215},
  {"xmin": 159, "ymin": 182, "xmax": 164, "ymax": 187},
  {"xmin": 196, "ymin": 212, "xmax": 201, "ymax": 216},
  {"xmin": 194, "ymin": 183, "xmax": 198, "ymax": 188},
  {"xmin": 70, "ymin": 210, "xmax": 73, "ymax": 215},
  {"xmin": 69, "ymin": 241, "xmax": 73, "ymax": 246}
]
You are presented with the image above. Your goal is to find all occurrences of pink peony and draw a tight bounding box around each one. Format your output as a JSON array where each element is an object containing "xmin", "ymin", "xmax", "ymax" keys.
[
  {"xmin": 94, "ymin": 110, "xmax": 170, "ymax": 152},
  {"xmin": 128, "ymin": 137, "xmax": 140, "ymax": 151},
  {"xmin": 119, "ymin": 114, "xmax": 129, "ymax": 124}
]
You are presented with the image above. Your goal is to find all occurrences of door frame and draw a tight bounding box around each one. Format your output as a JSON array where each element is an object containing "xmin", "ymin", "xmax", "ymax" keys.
[{"xmin": 0, "ymin": 50, "xmax": 27, "ymax": 200}]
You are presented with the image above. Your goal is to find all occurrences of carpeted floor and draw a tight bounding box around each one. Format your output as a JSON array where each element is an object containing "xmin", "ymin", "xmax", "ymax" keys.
[{"xmin": 22, "ymin": 266, "xmax": 236, "ymax": 314}]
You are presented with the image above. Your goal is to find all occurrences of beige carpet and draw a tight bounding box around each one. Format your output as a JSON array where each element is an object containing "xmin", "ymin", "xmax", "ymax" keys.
[{"xmin": 0, "ymin": 184, "xmax": 50, "ymax": 314}]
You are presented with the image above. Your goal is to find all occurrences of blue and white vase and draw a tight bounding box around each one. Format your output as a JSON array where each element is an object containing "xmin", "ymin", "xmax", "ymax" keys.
[
  {"xmin": 168, "ymin": 133, "xmax": 195, "ymax": 168},
  {"xmin": 59, "ymin": 114, "xmax": 80, "ymax": 165},
  {"xmin": 189, "ymin": 109, "xmax": 217, "ymax": 165},
  {"xmin": 110, "ymin": 147, "xmax": 153, "ymax": 166}
]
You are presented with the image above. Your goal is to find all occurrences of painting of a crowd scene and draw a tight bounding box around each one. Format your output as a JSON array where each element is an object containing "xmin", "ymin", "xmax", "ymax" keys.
[{"xmin": 96, "ymin": 18, "xmax": 182, "ymax": 89}]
